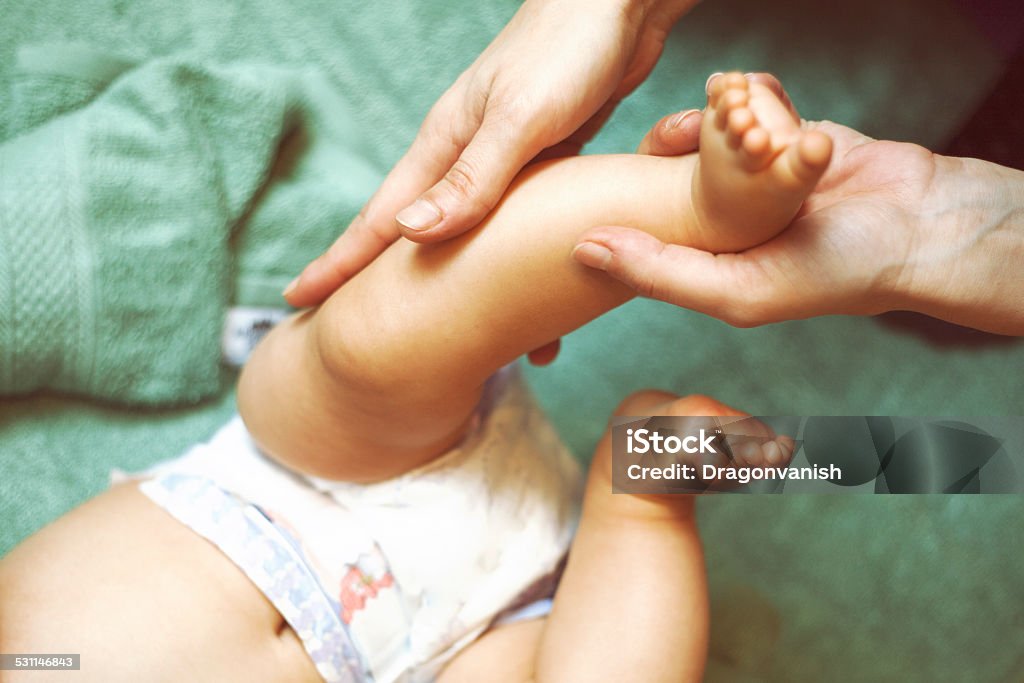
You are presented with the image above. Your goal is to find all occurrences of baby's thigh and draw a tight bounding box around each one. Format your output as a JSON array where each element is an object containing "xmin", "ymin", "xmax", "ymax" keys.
[
  {"xmin": 0, "ymin": 483, "xmax": 320, "ymax": 683},
  {"xmin": 438, "ymin": 618, "xmax": 545, "ymax": 683}
]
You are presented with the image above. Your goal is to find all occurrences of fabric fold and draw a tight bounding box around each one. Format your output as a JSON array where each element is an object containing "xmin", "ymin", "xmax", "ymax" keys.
[{"xmin": 0, "ymin": 55, "xmax": 312, "ymax": 404}]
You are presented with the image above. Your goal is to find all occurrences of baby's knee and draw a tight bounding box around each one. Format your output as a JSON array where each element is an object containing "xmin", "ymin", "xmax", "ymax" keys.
[
  {"xmin": 312, "ymin": 309, "xmax": 401, "ymax": 397},
  {"xmin": 613, "ymin": 390, "xmax": 743, "ymax": 419},
  {"xmin": 663, "ymin": 393, "xmax": 744, "ymax": 418},
  {"xmin": 616, "ymin": 391, "xmax": 744, "ymax": 420},
  {"xmin": 612, "ymin": 389, "xmax": 680, "ymax": 417},
  {"xmin": 590, "ymin": 390, "xmax": 678, "ymax": 484}
]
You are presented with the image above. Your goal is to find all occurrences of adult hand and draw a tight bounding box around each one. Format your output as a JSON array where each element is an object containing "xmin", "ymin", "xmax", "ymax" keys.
[
  {"xmin": 573, "ymin": 79, "xmax": 1024, "ymax": 336},
  {"xmin": 285, "ymin": 0, "xmax": 697, "ymax": 308}
]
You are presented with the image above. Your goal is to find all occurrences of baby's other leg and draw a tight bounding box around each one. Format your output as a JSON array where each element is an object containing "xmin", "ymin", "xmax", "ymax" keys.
[
  {"xmin": 529, "ymin": 391, "xmax": 724, "ymax": 683},
  {"xmin": 440, "ymin": 391, "xmax": 793, "ymax": 683},
  {"xmin": 0, "ymin": 484, "xmax": 321, "ymax": 683},
  {"xmin": 692, "ymin": 72, "xmax": 833, "ymax": 251}
]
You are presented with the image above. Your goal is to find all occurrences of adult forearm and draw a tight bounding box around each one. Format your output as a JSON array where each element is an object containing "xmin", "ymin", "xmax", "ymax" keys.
[{"xmin": 904, "ymin": 155, "xmax": 1024, "ymax": 335}]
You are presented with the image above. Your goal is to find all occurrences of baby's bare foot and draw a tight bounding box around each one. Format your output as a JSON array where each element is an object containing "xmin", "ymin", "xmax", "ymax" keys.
[{"xmin": 691, "ymin": 72, "xmax": 832, "ymax": 252}]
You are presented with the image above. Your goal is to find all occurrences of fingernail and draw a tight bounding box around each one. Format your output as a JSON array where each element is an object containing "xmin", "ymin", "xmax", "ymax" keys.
[
  {"xmin": 396, "ymin": 199, "xmax": 442, "ymax": 232},
  {"xmin": 572, "ymin": 242, "xmax": 612, "ymax": 270},
  {"xmin": 668, "ymin": 109, "xmax": 700, "ymax": 130},
  {"xmin": 282, "ymin": 276, "xmax": 300, "ymax": 298},
  {"xmin": 704, "ymin": 72, "xmax": 723, "ymax": 95},
  {"xmin": 743, "ymin": 72, "xmax": 756, "ymax": 79}
]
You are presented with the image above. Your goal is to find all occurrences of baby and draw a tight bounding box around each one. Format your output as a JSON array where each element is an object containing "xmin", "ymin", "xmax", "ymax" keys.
[{"xmin": 0, "ymin": 73, "xmax": 815, "ymax": 682}]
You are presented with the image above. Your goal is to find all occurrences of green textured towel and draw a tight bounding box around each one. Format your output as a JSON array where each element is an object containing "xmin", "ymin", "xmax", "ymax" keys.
[
  {"xmin": 0, "ymin": 50, "xmax": 382, "ymax": 404},
  {"xmin": 8, "ymin": 44, "xmax": 140, "ymax": 140}
]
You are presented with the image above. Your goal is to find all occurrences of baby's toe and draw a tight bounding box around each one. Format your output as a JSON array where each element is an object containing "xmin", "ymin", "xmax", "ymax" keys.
[
  {"xmin": 762, "ymin": 440, "xmax": 784, "ymax": 466},
  {"xmin": 775, "ymin": 130, "xmax": 833, "ymax": 188},
  {"xmin": 715, "ymin": 88, "xmax": 750, "ymax": 129},
  {"xmin": 798, "ymin": 130, "xmax": 833, "ymax": 170},
  {"xmin": 721, "ymin": 72, "xmax": 748, "ymax": 92},
  {"xmin": 725, "ymin": 107, "xmax": 756, "ymax": 149},
  {"xmin": 726, "ymin": 438, "xmax": 762, "ymax": 467},
  {"xmin": 739, "ymin": 126, "xmax": 772, "ymax": 170},
  {"xmin": 707, "ymin": 71, "xmax": 747, "ymax": 107}
]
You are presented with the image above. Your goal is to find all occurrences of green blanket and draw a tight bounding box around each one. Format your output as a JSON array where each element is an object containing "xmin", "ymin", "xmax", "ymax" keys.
[
  {"xmin": 1, "ymin": 48, "xmax": 384, "ymax": 403},
  {"xmin": 2, "ymin": 0, "xmax": 1021, "ymax": 681}
]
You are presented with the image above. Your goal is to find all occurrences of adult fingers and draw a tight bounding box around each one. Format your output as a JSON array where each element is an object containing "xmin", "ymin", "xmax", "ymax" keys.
[
  {"xmin": 284, "ymin": 96, "xmax": 472, "ymax": 306},
  {"xmin": 283, "ymin": 216, "xmax": 399, "ymax": 307},
  {"xmin": 395, "ymin": 114, "xmax": 539, "ymax": 244},
  {"xmin": 635, "ymin": 108, "xmax": 703, "ymax": 156},
  {"xmin": 571, "ymin": 226, "xmax": 783, "ymax": 328}
]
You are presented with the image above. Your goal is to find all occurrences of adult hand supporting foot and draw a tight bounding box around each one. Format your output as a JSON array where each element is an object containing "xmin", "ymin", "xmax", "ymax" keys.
[
  {"xmin": 574, "ymin": 74, "xmax": 1024, "ymax": 336},
  {"xmin": 284, "ymin": 0, "xmax": 699, "ymax": 309}
]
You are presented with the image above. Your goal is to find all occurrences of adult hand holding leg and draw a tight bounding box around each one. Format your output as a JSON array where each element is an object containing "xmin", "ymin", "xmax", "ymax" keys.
[
  {"xmin": 575, "ymin": 75, "xmax": 1024, "ymax": 335},
  {"xmin": 285, "ymin": 0, "xmax": 699, "ymax": 307}
]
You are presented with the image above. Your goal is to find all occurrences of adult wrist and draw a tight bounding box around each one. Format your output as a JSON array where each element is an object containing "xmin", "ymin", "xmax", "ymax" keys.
[
  {"xmin": 900, "ymin": 155, "xmax": 1024, "ymax": 335},
  {"xmin": 611, "ymin": 0, "xmax": 697, "ymax": 27}
]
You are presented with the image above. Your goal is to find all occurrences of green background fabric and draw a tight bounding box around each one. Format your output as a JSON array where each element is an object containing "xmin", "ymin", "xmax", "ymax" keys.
[{"xmin": 1, "ymin": 0, "xmax": 1022, "ymax": 680}]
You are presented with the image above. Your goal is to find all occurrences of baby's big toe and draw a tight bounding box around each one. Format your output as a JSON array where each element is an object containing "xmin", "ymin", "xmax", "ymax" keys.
[
  {"xmin": 740, "ymin": 127, "xmax": 772, "ymax": 171},
  {"xmin": 715, "ymin": 89, "xmax": 749, "ymax": 129},
  {"xmin": 725, "ymin": 107, "xmax": 755, "ymax": 148},
  {"xmin": 798, "ymin": 130, "xmax": 833, "ymax": 170},
  {"xmin": 775, "ymin": 130, "xmax": 833, "ymax": 190}
]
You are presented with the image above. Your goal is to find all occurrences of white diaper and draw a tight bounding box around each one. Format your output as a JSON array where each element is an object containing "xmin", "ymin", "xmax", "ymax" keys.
[{"xmin": 131, "ymin": 366, "xmax": 582, "ymax": 683}]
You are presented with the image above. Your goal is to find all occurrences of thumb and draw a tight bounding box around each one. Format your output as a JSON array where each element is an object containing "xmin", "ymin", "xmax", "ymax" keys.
[
  {"xmin": 636, "ymin": 108, "xmax": 703, "ymax": 156},
  {"xmin": 396, "ymin": 117, "xmax": 536, "ymax": 244},
  {"xmin": 572, "ymin": 226, "xmax": 765, "ymax": 325}
]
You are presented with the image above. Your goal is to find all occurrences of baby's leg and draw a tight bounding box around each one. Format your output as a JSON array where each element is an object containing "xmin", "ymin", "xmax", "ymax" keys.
[
  {"xmin": 239, "ymin": 73, "xmax": 831, "ymax": 483},
  {"xmin": 0, "ymin": 484, "xmax": 321, "ymax": 683},
  {"xmin": 439, "ymin": 392, "xmax": 792, "ymax": 683}
]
